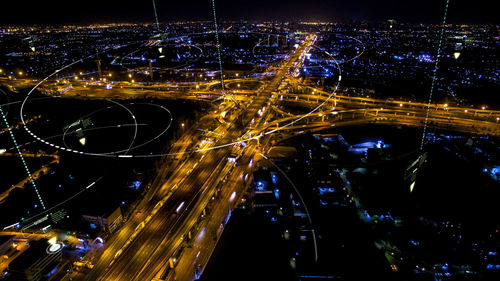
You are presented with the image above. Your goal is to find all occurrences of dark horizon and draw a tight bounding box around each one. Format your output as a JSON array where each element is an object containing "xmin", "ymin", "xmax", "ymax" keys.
[{"xmin": 0, "ymin": 0, "xmax": 498, "ymax": 25}]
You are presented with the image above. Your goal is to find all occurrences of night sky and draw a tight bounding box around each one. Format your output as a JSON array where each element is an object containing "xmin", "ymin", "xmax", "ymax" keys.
[{"xmin": 0, "ymin": 0, "xmax": 497, "ymax": 25}]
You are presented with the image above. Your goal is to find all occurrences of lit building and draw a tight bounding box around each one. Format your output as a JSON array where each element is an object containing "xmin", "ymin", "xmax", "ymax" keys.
[
  {"xmin": 7, "ymin": 239, "xmax": 62, "ymax": 281},
  {"xmin": 82, "ymin": 206, "xmax": 123, "ymax": 233},
  {"xmin": 0, "ymin": 235, "xmax": 15, "ymax": 256}
]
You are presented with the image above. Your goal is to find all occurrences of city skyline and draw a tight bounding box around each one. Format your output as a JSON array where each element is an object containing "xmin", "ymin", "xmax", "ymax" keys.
[
  {"xmin": 0, "ymin": 0, "xmax": 498, "ymax": 25},
  {"xmin": 0, "ymin": 1, "xmax": 498, "ymax": 280}
]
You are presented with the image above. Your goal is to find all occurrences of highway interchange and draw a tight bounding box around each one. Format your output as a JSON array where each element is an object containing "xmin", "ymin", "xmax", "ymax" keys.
[
  {"xmin": 1, "ymin": 32, "xmax": 499, "ymax": 281},
  {"xmin": 79, "ymin": 34, "xmax": 317, "ymax": 281}
]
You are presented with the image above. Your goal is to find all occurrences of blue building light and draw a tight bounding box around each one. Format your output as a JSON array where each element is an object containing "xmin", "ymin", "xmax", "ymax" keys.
[
  {"xmin": 274, "ymin": 188, "xmax": 280, "ymax": 200},
  {"xmin": 409, "ymin": 240, "xmax": 420, "ymax": 246},
  {"xmin": 271, "ymin": 174, "xmax": 278, "ymax": 185},
  {"xmin": 318, "ymin": 187, "xmax": 336, "ymax": 195},
  {"xmin": 46, "ymin": 265, "xmax": 60, "ymax": 278},
  {"xmin": 486, "ymin": 264, "xmax": 500, "ymax": 270},
  {"xmin": 376, "ymin": 140, "xmax": 384, "ymax": 149},
  {"xmin": 129, "ymin": 181, "xmax": 142, "ymax": 190},
  {"xmin": 416, "ymin": 53, "xmax": 434, "ymax": 63},
  {"xmin": 442, "ymin": 264, "xmax": 449, "ymax": 271}
]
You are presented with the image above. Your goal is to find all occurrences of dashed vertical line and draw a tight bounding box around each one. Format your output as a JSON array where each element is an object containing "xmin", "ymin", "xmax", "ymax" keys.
[
  {"xmin": 152, "ymin": 0, "xmax": 161, "ymax": 32},
  {"xmin": 211, "ymin": 0, "xmax": 225, "ymax": 91},
  {"xmin": 420, "ymin": 0, "xmax": 450, "ymax": 151},
  {"xmin": 0, "ymin": 105, "xmax": 46, "ymax": 209}
]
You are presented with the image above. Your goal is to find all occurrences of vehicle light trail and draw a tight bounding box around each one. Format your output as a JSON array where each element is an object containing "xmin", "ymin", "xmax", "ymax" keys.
[
  {"xmin": 19, "ymin": 34, "xmax": 340, "ymax": 159},
  {"xmin": 176, "ymin": 201, "xmax": 185, "ymax": 213}
]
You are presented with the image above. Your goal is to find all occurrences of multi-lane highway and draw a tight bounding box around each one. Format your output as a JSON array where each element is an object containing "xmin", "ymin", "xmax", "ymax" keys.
[
  {"xmin": 80, "ymin": 34, "xmax": 317, "ymax": 281},
  {"xmin": 2, "ymin": 32, "xmax": 499, "ymax": 281}
]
